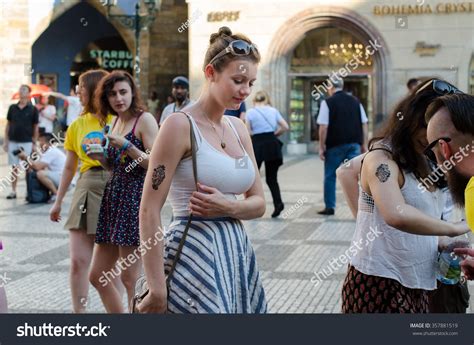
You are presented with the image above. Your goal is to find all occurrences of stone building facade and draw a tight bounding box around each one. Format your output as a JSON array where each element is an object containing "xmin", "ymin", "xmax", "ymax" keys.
[{"xmin": 186, "ymin": 0, "xmax": 474, "ymax": 153}]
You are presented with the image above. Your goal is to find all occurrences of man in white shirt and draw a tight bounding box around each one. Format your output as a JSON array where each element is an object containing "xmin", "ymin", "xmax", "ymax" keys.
[
  {"xmin": 316, "ymin": 78, "xmax": 368, "ymax": 215},
  {"xmin": 159, "ymin": 76, "xmax": 193, "ymax": 125},
  {"xmin": 18, "ymin": 133, "xmax": 66, "ymax": 201}
]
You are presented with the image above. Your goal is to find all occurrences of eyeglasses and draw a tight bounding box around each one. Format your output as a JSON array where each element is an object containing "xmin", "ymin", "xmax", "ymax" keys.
[
  {"xmin": 416, "ymin": 79, "xmax": 462, "ymax": 96},
  {"xmin": 208, "ymin": 40, "xmax": 259, "ymax": 65},
  {"xmin": 423, "ymin": 137, "xmax": 451, "ymax": 163}
]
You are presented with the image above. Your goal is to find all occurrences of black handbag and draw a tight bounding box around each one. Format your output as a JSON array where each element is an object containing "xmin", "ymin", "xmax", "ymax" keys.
[{"xmin": 130, "ymin": 112, "xmax": 198, "ymax": 313}]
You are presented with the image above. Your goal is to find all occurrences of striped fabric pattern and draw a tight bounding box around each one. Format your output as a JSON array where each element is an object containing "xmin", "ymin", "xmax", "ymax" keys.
[{"xmin": 164, "ymin": 217, "xmax": 267, "ymax": 313}]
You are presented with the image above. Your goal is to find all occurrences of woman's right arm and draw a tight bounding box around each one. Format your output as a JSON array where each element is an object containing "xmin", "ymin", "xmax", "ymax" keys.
[
  {"xmin": 137, "ymin": 114, "xmax": 190, "ymax": 313},
  {"xmin": 362, "ymin": 151, "xmax": 469, "ymax": 237},
  {"xmin": 49, "ymin": 150, "xmax": 78, "ymax": 222}
]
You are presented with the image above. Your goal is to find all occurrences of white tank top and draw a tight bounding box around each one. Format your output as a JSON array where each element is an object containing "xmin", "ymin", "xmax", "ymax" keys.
[
  {"xmin": 350, "ymin": 167, "xmax": 445, "ymax": 290},
  {"xmin": 168, "ymin": 114, "xmax": 256, "ymax": 216}
]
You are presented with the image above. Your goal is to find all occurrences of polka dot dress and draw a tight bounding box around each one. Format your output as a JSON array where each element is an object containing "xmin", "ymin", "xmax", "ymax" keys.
[{"xmin": 95, "ymin": 116, "xmax": 146, "ymax": 247}]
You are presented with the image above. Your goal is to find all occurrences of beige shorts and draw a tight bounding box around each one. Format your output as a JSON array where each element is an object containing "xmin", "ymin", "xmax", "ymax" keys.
[{"xmin": 64, "ymin": 169, "xmax": 110, "ymax": 235}]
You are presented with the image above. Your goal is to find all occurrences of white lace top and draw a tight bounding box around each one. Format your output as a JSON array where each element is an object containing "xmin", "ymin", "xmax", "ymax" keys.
[{"xmin": 350, "ymin": 154, "xmax": 445, "ymax": 290}]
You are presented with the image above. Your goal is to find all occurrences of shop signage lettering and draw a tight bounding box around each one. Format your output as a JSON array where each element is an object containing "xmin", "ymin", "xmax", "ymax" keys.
[
  {"xmin": 89, "ymin": 50, "xmax": 134, "ymax": 69},
  {"xmin": 414, "ymin": 42, "xmax": 441, "ymax": 56},
  {"xmin": 373, "ymin": 2, "xmax": 474, "ymax": 15},
  {"xmin": 207, "ymin": 11, "xmax": 240, "ymax": 22}
]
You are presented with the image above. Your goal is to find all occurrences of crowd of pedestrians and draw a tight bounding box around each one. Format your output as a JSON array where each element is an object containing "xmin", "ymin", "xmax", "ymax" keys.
[{"xmin": 1, "ymin": 26, "xmax": 474, "ymax": 315}]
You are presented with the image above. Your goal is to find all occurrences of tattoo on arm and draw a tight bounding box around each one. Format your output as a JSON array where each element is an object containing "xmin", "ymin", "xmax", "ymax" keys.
[
  {"xmin": 375, "ymin": 163, "xmax": 391, "ymax": 183},
  {"xmin": 152, "ymin": 165, "xmax": 166, "ymax": 190}
]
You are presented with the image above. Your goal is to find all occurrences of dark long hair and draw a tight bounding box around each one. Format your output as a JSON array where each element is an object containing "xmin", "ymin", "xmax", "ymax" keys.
[
  {"xmin": 95, "ymin": 70, "xmax": 144, "ymax": 119},
  {"xmin": 370, "ymin": 78, "xmax": 448, "ymax": 181},
  {"xmin": 78, "ymin": 69, "xmax": 109, "ymax": 117}
]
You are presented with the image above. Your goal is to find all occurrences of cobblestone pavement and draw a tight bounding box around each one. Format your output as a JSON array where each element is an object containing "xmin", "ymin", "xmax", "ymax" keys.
[{"xmin": 0, "ymin": 152, "xmax": 472, "ymax": 313}]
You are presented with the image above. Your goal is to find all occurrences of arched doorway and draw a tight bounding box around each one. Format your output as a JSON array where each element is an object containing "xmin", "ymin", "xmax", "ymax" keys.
[
  {"xmin": 32, "ymin": 1, "xmax": 132, "ymax": 95},
  {"xmin": 264, "ymin": 6, "xmax": 389, "ymax": 152}
]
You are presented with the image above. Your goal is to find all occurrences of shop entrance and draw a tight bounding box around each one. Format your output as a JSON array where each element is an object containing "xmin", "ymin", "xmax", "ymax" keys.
[
  {"xmin": 32, "ymin": 1, "xmax": 131, "ymax": 95},
  {"xmin": 288, "ymin": 26, "xmax": 376, "ymax": 146},
  {"xmin": 289, "ymin": 75, "xmax": 371, "ymax": 143}
]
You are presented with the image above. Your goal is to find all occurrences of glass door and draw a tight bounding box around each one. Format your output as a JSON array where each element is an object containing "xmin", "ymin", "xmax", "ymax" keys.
[{"xmin": 289, "ymin": 78, "xmax": 305, "ymax": 143}]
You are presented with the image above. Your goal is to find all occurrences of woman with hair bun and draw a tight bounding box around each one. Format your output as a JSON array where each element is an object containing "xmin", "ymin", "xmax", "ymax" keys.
[{"xmin": 137, "ymin": 27, "xmax": 267, "ymax": 313}]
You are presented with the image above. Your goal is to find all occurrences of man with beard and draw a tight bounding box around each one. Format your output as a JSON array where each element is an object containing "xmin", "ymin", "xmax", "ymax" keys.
[
  {"xmin": 158, "ymin": 76, "xmax": 193, "ymax": 126},
  {"xmin": 425, "ymin": 93, "xmax": 474, "ymax": 278}
]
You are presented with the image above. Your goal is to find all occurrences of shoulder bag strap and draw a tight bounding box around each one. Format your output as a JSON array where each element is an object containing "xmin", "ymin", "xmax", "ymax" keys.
[
  {"xmin": 254, "ymin": 108, "xmax": 277, "ymax": 131},
  {"xmin": 166, "ymin": 112, "xmax": 198, "ymax": 284}
]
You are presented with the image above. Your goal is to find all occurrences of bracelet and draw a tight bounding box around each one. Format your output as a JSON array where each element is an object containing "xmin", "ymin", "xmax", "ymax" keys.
[
  {"xmin": 115, "ymin": 140, "xmax": 132, "ymax": 164},
  {"xmin": 122, "ymin": 140, "xmax": 131, "ymax": 151}
]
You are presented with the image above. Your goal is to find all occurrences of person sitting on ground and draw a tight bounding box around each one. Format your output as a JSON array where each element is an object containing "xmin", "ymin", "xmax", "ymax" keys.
[{"xmin": 18, "ymin": 133, "xmax": 66, "ymax": 202}]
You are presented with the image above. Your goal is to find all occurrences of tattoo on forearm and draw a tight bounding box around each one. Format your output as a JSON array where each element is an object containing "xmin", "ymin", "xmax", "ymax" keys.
[
  {"xmin": 375, "ymin": 163, "xmax": 391, "ymax": 183},
  {"xmin": 152, "ymin": 165, "xmax": 166, "ymax": 190}
]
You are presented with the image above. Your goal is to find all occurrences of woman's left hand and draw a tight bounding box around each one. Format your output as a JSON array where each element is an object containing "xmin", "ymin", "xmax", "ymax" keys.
[
  {"xmin": 189, "ymin": 183, "xmax": 232, "ymax": 218},
  {"xmin": 106, "ymin": 133, "xmax": 127, "ymax": 149}
]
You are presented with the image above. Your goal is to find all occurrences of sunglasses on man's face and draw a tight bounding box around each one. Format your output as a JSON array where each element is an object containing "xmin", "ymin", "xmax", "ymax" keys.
[
  {"xmin": 209, "ymin": 40, "xmax": 259, "ymax": 65},
  {"xmin": 423, "ymin": 137, "xmax": 452, "ymax": 163},
  {"xmin": 416, "ymin": 79, "xmax": 463, "ymax": 96}
]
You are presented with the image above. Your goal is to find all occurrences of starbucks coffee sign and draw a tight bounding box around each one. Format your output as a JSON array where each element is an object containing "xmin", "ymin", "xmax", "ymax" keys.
[
  {"xmin": 373, "ymin": 2, "xmax": 474, "ymax": 15},
  {"xmin": 90, "ymin": 50, "xmax": 134, "ymax": 69}
]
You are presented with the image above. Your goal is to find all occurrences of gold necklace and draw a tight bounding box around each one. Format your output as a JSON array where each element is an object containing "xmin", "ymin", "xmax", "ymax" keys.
[{"xmin": 204, "ymin": 114, "xmax": 226, "ymax": 149}]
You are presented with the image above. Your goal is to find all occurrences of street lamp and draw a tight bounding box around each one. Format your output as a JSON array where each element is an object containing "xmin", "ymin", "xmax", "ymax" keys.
[{"xmin": 104, "ymin": 0, "xmax": 160, "ymax": 85}]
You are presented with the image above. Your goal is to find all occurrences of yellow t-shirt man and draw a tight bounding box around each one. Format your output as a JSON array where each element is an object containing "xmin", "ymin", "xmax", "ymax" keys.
[
  {"xmin": 466, "ymin": 177, "xmax": 474, "ymax": 232},
  {"xmin": 64, "ymin": 113, "xmax": 114, "ymax": 173}
]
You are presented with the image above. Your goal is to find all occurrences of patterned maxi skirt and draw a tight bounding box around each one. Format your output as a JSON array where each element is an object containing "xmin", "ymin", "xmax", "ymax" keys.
[
  {"xmin": 164, "ymin": 216, "xmax": 267, "ymax": 313},
  {"xmin": 341, "ymin": 266, "xmax": 429, "ymax": 313}
]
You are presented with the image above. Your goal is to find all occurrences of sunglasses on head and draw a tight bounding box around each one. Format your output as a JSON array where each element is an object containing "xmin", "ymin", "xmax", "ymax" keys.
[
  {"xmin": 423, "ymin": 137, "xmax": 452, "ymax": 163},
  {"xmin": 209, "ymin": 40, "xmax": 259, "ymax": 65},
  {"xmin": 416, "ymin": 79, "xmax": 462, "ymax": 96}
]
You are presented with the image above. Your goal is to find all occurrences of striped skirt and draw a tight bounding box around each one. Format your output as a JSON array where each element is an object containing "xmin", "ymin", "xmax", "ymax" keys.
[{"xmin": 164, "ymin": 216, "xmax": 267, "ymax": 313}]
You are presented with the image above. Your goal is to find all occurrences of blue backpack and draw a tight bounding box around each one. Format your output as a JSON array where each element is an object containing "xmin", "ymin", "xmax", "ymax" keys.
[{"xmin": 26, "ymin": 171, "xmax": 50, "ymax": 203}]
